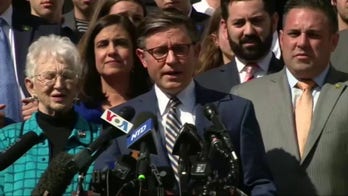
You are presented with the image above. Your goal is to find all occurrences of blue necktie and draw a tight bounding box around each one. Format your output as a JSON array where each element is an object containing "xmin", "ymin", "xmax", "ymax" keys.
[{"xmin": 0, "ymin": 18, "xmax": 22, "ymax": 122}]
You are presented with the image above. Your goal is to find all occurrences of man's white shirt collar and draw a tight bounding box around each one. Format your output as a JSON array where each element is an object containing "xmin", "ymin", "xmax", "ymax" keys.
[
  {"xmin": 235, "ymin": 50, "xmax": 272, "ymax": 73},
  {"xmin": 155, "ymin": 81, "xmax": 196, "ymax": 116}
]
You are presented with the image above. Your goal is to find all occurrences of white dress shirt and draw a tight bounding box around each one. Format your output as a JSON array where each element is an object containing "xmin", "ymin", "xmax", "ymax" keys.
[
  {"xmin": 286, "ymin": 66, "xmax": 329, "ymax": 111},
  {"xmin": 192, "ymin": 0, "xmax": 215, "ymax": 16},
  {"xmin": 155, "ymin": 81, "xmax": 196, "ymax": 141},
  {"xmin": 235, "ymin": 51, "xmax": 272, "ymax": 83}
]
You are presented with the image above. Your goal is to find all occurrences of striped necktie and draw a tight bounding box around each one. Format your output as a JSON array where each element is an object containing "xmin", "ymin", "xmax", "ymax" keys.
[
  {"xmin": 0, "ymin": 18, "xmax": 21, "ymax": 122},
  {"xmin": 165, "ymin": 97, "xmax": 182, "ymax": 183}
]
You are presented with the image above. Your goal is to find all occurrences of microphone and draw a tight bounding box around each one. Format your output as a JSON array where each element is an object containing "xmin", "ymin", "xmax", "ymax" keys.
[
  {"xmin": 91, "ymin": 154, "xmax": 138, "ymax": 195},
  {"xmin": 100, "ymin": 106, "xmax": 135, "ymax": 135},
  {"xmin": 204, "ymin": 103, "xmax": 238, "ymax": 161},
  {"xmin": 172, "ymin": 123, "xmax": 203, "ymax": 156},
  {"xmin": 112, "ymin": 154, "xmax": 137, "ymax": 182},
  {"xmin": 67, "ymin": 106, "xmax": 135, "ymax": 173},
  {"xmin": 203, "ymin": 103, "xmax": 240, "ymax": 186},
  {"xmin": 32, "ymin": 152, "xmax": 76, "ymax": 196},
  {"xmin": 127, "ymin": 112, "xmax": 158, "ymax": 182},
  {"xmin": 0, "ymin": 131, "xmax": 45, "ymax": 171},
  {"xmin": 172, "ymin": 123, "xmax": 204, "ymax": 193}
]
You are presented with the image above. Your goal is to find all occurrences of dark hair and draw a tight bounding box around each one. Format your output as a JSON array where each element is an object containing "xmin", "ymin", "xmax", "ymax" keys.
[
  {"xmin": 196, "ymin": 8, "xmax": 225, "ymax": 74},
  {"xmin": 221, "ymin": 0, "xmax": 277, "ymax": 20},
  {"xmin": 78, "ymin": 14, "xmax": 150, "ymax": 106},
  {"xmin": 283, "ymin": 0, "xmax": 338, "ymax": 33},
  {"xmin": 90, "ymin": 0, "xmax": 147, "ymax": 26},
  {"xmin": 136, "ymin": 9, "xmax": 199, "ymax": 49}
]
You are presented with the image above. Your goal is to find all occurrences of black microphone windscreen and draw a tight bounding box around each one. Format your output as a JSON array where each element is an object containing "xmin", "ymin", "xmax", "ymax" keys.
[
  {"xmin": 0, "ymin": 131, "xmax": 44, "ymax": 171},
  {"xmin": 132, "ymin": 112, "xmax": 157, "ymax": 129},
  {"xmin": 172, "ymin": 123, "xmax": 203, "ymax": 155},
  {"xmin": 118, "ymin": 106, "xmax": 136, "ymax": 122},
  {"xmin": 127, "ymin": 112, "xmax": 158, "ymax": 154},
  {"xmin": 32, "ymin": 152, "xmax": 76, "ymax": 196},
  {"xmin": 112, "ymin": 154, "xmax": 137, "ymax": 181}
]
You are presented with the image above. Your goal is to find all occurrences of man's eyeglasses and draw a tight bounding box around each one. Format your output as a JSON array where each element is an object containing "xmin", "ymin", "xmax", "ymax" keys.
[
  {"xmin": 33, "ymin": 70, "xmax": 78, "ymax": 86},
  {"xmin": 144, "ymin": 43, "xmax": 193, "ymax": 61}
]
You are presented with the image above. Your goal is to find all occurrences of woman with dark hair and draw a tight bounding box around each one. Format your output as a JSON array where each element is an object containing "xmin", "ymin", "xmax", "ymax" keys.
[
  {"xmin": 75, "ymin": 14, "xmax": 151, "ymax": 124},
  {"xmin": 195, "ymin": 8, "xmax": 234, "ymax": 75},
  {"xmin": 90, "ymin": 0, "xmax": 147, "ymax": 27}
]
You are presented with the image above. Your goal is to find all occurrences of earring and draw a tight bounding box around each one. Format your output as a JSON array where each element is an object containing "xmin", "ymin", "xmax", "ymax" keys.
[{"xmin": 27, "ymin": 95, "xmax": 38, "ymax": 102}]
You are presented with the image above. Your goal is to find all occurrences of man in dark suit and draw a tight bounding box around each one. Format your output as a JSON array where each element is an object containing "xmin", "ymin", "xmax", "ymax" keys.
[
  {"xmin": 232, "ymin": 0, "xmax": 348, "ymax": 194},
  {"xmin": 94, "ymin": 9, "xmax": 276, "ymax": 195},
  {"xmin": 195, "ymin": 0, "xmax": 283, "ymax": 94}
]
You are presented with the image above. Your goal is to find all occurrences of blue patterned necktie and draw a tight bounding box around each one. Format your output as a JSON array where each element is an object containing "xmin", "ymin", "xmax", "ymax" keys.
[
  {"xmin": 0, "ymin": 18, "xmax": 22, "ymax": 122},
  {"xmin": 165, "ymin": 97, "xmax": 182, "ymax": 184}
]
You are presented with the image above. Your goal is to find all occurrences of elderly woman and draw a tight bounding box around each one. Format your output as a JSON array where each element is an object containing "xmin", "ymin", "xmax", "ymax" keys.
[{"xmin": 0, "ymin": 35, "xmax": 101, "ymax": 195}]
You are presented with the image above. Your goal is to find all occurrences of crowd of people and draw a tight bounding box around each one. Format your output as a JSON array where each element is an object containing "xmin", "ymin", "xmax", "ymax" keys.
[{"xmin": 1, "ymin": 0, "xmax": 348, "ymax": 195}]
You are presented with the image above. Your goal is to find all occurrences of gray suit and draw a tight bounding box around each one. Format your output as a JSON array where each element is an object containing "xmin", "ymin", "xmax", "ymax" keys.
[
  {"xmin": 232, "ymin": 67, "xmax": 348, "ymax": 195},
  {"xmin": 331, "ymin": 29, "xmax": 348, "ymax": 73}
]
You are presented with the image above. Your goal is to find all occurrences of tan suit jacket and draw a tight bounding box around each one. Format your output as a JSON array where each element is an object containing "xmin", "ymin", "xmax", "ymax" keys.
[{"xmin": 232, "ymin": 67, "xmax": 348, "ymax": 195}]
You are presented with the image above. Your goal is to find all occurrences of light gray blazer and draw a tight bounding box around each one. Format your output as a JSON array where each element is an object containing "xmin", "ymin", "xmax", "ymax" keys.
[{"xmin": 232, "ymin": 67, "xmax": 348, "ymax": 195}]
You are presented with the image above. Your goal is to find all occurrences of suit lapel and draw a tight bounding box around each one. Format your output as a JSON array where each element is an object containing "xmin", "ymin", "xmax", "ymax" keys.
[
  {"xmin": 269, "ymin": 70, "xmax": 301, "ymax": 159},
  {"xmin": 229, "ymin": 60, "xmax": 241, "ymax": 86},
  {"xmin": 13, "ymin": 23, "xmax": 33, "ymax": 97},
  {"xmin": 301, "ymin": 68, "xmax": 348, "ymax": 162}
]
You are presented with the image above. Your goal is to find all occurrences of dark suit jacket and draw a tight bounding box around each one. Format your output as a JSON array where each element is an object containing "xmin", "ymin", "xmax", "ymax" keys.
[
  {"xmin": 190, "ymin": 7, "xmax": 210, "ymax": 39},
  {"xmin": 12, "ymin": 9, "xmax": 78, "ymax": 96},
  {"xmin": 95, "ymin": 83, "xmax": 276, "ymax": 195},
  {"xmin": 232, "ymin": 67, "xmax": 348, "ymax": 195},
  {"xmin": 195, "ymin": 54, "xmax": 284, "ymax": 94},
  {"xmin": 63, "ymin": 10, "xmax": 84, "ymax": 40}
]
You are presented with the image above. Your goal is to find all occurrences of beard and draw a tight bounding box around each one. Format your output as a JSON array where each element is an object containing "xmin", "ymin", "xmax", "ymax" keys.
[{"xmin": 228, "ymin": 30, "xmax": 273, "ymax": 61}]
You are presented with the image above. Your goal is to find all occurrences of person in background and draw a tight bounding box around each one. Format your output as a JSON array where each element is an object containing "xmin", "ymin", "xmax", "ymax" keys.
[
  {"xmin": 232, "ymin": 0, "xmax": 348, "ymax": 194},
  {"xmin": 330, "ymin": 0, "xmax": 348, "ymax": 73},
  {"xmin": 29, "ymin": 0, "xmax": 64, "ymax": 24},
  {"xmin": 195, "ymin": 0, "xmax": 283, "ymax": 94},
  {"xmin": 74, "ymin": 14, "xmax": 150, "ymax": 124},
  {"xmin": 0, "ymin": 0, "xmax": 22, "ymax": 125},
  {"xmin": 152, "ymin": 0, "xmax": 210, "ymax": 39},
  {"xmin": 195, "ymin": 7, "xmax": 233, "ymax": 75},
  {"xmin": 94, "ymin": 9, "xmax": 276, "ymax": 195},
  {"xmin": 90, "ymin": 0, "xmax": 147, "ymax": 27},
  {"xmin": 193, "ymin": 0, "xmax": 220, "ymax": 16},
  {"xmin": 0, "ymin": 34, "xmax": 100, "ymax": 195},
  {"xmin": 63, "ymin": 0, "xmax": 98, "ymax": 39},
  {"xmin": 331, "ymin": 0, "xmax": 348, "ymax": 31}
]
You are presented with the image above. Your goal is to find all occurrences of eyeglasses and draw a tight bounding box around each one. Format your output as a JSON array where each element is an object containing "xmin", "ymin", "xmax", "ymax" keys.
[
  {"xmin": 33, "ymin": 70, "xmax": 78, "ymax": 86},
  {"xmin": 144, "ymin": 43, "xmax": 193, "ymax": 61}
]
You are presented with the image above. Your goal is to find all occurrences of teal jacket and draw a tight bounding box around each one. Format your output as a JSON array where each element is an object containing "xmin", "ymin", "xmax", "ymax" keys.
[{"xmin": 0, "ymin": 112, "xmax": 101, "ymax": 195}]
